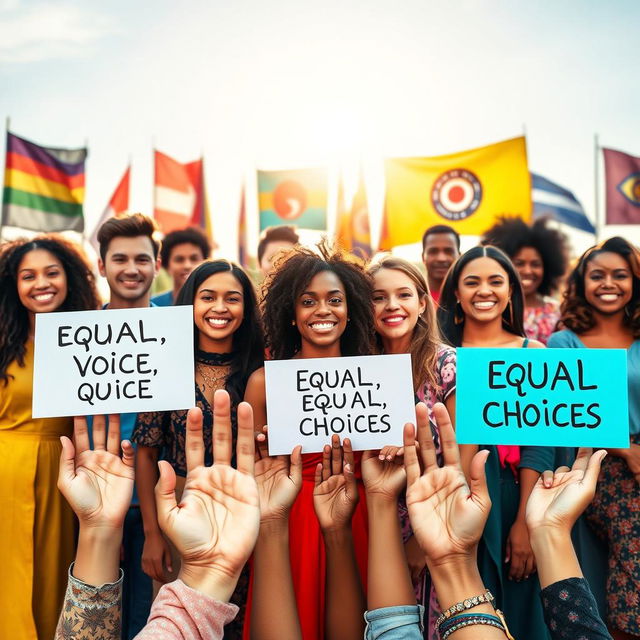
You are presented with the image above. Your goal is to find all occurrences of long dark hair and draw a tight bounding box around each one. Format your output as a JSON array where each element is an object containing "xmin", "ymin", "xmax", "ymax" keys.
[
  {"xmin": 560, "ymin": 236, "xmax": 640, "ymax": 338},
  {"xmin": 0, "ymin": 235, "xmax": 100, "ymax": 384},
  {"xmin": 262, "ymin": 242, "xmax": 375, "ymax": 360},
  {"xmin": 176, "ymin": 259, "xmax": 264, "ymax": 405},
  {"xmin": 437, "ymin": 245, "xmax": 526, "ymax": 347}
]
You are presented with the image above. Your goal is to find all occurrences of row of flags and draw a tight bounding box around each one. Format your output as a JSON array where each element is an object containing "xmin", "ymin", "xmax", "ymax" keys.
[{"xmin": 2, "ymin": 130, "xmax": 640, "ymax": 260}]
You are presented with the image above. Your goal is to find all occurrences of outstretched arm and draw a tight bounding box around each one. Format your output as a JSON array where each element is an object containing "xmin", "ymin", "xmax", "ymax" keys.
[{"xmin": 314, "ymin": 436, "xmax": 365, "ymax": 640}]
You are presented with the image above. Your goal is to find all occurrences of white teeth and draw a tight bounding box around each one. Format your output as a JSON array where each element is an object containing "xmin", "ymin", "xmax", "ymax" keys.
[
  {"xmin": 384, "ymin": 316, "xmax": 405, "ymax": 325},
  {"xmin": 207, "ymin": 318, "xmax": 230, "ymax": 326},
  {"xmin": 34, "ymin": 293, "xmax": 54, "ymax": 301},
  {"xmin": 311, "ymin": 322, "xmax": 335, "ymax": 330},
  {"xmin": 473, "ymin": 301, "xmax": 496, "ymax": 309},
  {"xmin": 598, "ymin": 294, "xmax": 619, "ymax": 302}
]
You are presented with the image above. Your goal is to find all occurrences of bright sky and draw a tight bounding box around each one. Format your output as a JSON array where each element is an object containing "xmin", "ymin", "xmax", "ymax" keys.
[{"xmin": 1, "ymin": 0, "xmax": 639, "ymax": 259}]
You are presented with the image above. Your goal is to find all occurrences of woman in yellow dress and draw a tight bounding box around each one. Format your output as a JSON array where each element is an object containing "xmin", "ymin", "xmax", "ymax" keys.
[{"xmin": 0, "ymin": 235, "xmax": 100, "ymax": 639}]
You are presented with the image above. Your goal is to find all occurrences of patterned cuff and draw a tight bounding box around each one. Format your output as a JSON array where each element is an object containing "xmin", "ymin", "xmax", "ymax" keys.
[{"xmin": 66, "ymin": 562, "xmax": 124, "ymax": 606}]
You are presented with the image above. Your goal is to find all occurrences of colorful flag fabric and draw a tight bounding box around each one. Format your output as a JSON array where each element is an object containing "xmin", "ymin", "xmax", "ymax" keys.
[
  {"xmin": 258, "ymin": 168, "xmax": 328, "ymax": 231},
  {"xmin": 380, "ymin": 137, "xmax": 531, "ymax": 249},
  {"xmin": 531, "ymin": 173, "xmax": 595, "ymax": 234},
  {"xmin": 335, "ymin": 169, "xmax": 372, "ymax": 258},
  {"xmin": 2, "ymin": 132, "xmax": 86, "ymax": 232},
  {"xmin": 154, "ymin": 151, "xmax": 211, "ymax": 235},
  {"xmin": 89, "ymin": 166, "xmax": 130, "ymax": 253},
  {"xmin": 603, "ymin": 147, "xmax": 640, "ymax": 225},
  {"xmin": 238, "ymin": 182, "xmax": 248, "ymax": 268}
]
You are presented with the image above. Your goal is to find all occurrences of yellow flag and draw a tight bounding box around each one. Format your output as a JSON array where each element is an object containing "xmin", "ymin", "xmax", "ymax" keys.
[{"xmin": 380, "ymin": 136, "xmax": 531, "ymax": 249}]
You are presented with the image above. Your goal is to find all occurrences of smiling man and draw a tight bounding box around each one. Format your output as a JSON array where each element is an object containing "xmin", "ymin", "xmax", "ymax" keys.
[
  {"xmin": 95, "ymin": 212, "xmax": 160, "ymax": 638},
  {"xmin": 421, "ymin": 224, "xmax": 461, "ymax": 303}
]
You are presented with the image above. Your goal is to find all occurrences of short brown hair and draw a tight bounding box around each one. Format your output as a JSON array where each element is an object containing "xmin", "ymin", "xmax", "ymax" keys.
[
  {"xmin": 97, "ymin": 213, "xmax": 160, "ymax": 262},
  {"xmin": 257, "ymin": 225, "xmax": 299, "ymax": 263}
]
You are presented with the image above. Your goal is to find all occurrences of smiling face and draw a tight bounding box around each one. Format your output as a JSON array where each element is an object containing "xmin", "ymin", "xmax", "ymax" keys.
[
  {"xmin": 372, "ymin": 267, "xmax": 426, "ymax": 345},
  {"xmin": 167, "ymin": 242, "xmax": 206, "ymax": 289},
  {"xmin": 295, "ymin": 270, "xmax": 348, "ymax": 353},
  {"xmin": 583, "ymin": 252, "xmax": 633, "ymax": 316},
  {"xmin": 512, "ymin": 246, "xmax": 544, "ymax": 297},
  {"xmin": 194, "ymin": 271, "xmax": 245, "ymax": 352},
  {"xmin": 98, "ymin": 235, "xmax": 158, "ymax": 307},
  {"xmin": 422, "ymin": 232, "xmax": 460, "ymax": 285},
  {"xmin": 456, "ymin": 256, "xmax": 512, "ymax": 324},
  {"xmin": 17, "ymin": 248, "xmax": 68, "ymax": 314}
]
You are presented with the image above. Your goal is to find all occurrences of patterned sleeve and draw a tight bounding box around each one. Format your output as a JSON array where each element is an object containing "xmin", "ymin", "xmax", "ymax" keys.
[
  {"xmin": 437, "ymin": 346, "xmax": 457, "ymax": 402},
  {"xmin": 540, "ymin": 577, "xmax": 611, "ymax": 639},
  {"xmin": 132, "ymin": 410, "xmax": 168, "ymax": 448},
  {"xmin": 55, "ymin": 565, "xmax": 122, "ymax": 640}
]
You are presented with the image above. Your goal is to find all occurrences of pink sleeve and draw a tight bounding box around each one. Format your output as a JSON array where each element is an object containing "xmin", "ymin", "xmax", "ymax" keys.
[{"xmin": 134, "ymin": 580, "xmax": 239, "ymax": 640}]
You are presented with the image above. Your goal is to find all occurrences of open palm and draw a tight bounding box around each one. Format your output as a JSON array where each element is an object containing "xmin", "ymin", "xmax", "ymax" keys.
[
  {"xmin": 57, "ymin": 414, "xmax": 134, "ymax": 530},
  {"xmin": 361, "ymin": 449, "xmax": 406, "ymax": 501},
  {"xmin": 526, "ymin": 448, "xmax": 605, "ymax": 533},
  {"xmin": 155, "ymin": 396, "xmax": 260, "ymax": 583},
  {"xmin": 404, "ymin": 403, "xmax": 491, "ymax": 565}
]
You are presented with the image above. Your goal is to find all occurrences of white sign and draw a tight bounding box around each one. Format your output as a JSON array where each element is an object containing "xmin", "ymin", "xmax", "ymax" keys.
[
  {"xmin": 265, "ymin": 354, "xmax": 415, "ymax": 454},
  {"xmin": 33, "ymin": 306, "xmax": 195, "ymax": 417}
]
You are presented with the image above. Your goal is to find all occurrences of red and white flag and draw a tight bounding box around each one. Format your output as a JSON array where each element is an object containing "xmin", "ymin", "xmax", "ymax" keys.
[
  {"xmin": 90, "ymin": 166, "xmax": 130, "ymax": 253},
  {"xmin": 154, "ymin": 150, "xmax": 211, "ymax": 235}
]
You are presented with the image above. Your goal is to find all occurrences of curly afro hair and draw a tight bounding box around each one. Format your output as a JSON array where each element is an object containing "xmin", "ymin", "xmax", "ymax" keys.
[
  {"xmin": 262, "ymin": 241, "xmax": 375, "ymax": 360},
  {"xmin": 481, "ymin": 216, "xmax": 568, "ymax": 296}
]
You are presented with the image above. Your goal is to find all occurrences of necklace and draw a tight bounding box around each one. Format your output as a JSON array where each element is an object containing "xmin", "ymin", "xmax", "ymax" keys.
[{"xmin": 196, "ymin": 362, "xmax": 230, "ymax": 392}]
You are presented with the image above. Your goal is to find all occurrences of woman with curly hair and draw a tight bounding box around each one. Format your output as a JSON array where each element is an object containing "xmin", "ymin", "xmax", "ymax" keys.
[
  {"xmin": 0, "ymin": 235, "xmax": 99, "ymax": 640},
  {"xmin": 243, "ymin": 243, "xmax": 375, "ymax": 640},
  {"xmin": 548, "ymin": 237, "xmax": 640, "ymax": 640},
  {"xmin": 482, "ymin": 216, "xmax": 568, "ymax": 344},
  {"xmin": 133, "ymin": 259, "xmax": 264, "ymax": 639},
  {"xmin": 368, "ymin": 255, "xmax": 455, "ymax": 638},
  {"xmin": 437, "ymin": 245, "xmax": 553, "ymax": 640}
]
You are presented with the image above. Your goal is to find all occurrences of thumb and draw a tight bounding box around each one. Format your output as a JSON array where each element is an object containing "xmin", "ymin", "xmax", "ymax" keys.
[
  {"xmin": 469, "ymin": 449, "xmax": 491, "ymax": 504},
  {"xmin": 155, "ymin": 461, "xmax": 178, "ymax": 531},
  {"xmin": 57, "ymin": 436, "xmax": 76, "ymax": 493},
  {"xmin": 344, "ymin": 463, "xmax": 358, "ymax": 503},
  {"xmin": 290, "ymin": 445, "xmax": 303, "ymax": 491}
]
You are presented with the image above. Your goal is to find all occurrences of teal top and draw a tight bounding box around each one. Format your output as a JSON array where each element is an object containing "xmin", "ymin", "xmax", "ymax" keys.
[
  {"xmin": 151, "ymin": 290, "xmax": 174, "ymax": 307},
  {"xmin": 548, "ymin": 329, "xmax": 640, "ymax": 435}
]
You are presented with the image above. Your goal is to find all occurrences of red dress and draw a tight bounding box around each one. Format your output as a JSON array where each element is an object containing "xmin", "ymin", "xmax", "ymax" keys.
[{"xmin": 243, "ymin": 452, "xmax": 369, "ymax": 640}]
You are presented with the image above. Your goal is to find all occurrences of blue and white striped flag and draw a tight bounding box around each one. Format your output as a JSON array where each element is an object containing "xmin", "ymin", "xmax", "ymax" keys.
[{"xmin": 531, "ymin": 173, "xmax": 595, "ymax": 234}]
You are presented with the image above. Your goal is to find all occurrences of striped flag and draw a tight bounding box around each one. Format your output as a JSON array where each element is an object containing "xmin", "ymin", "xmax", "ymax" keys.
[
  {"xmin": 154, "ymin": 151, "xmax": 211, "ymax": 235},
  {"xmin": 531, "ymin": 173, "xmax": 595, "ymax": 234},
  {"xmin": 335, "ymin": 169, "xmax": 372, "ymax": 258},
  {"xmin": 603, "ymin": 147, "xmax": 640, "ymax": 225},
  {"xmin": 238, "ymin": 182, "xmax": 248, "ymax": 268},
  {"xmin": 2, "ymin": 131, "xmax": 87, "ymax": 232},
  {"xmin": 89, "ymin": 166, "xmax": 130, "ymax": 253}
]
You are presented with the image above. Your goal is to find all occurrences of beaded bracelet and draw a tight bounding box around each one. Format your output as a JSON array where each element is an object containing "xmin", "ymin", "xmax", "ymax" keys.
[
  {"xmin": 435, "ymin": 589, "xmax": 495, "ymax": 626},
  {"xmin": 439, "ymin": 612, "xmax": 502, "ymax": 635},
  {"xmin": 440, "ymin": 615, "xmax": 506, "ymax": 639}
]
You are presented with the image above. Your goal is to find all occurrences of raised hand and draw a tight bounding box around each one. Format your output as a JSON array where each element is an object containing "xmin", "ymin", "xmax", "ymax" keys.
[
  {"xmin": 526, "ymin": 448, "xmax": 606, "ymax": 534},
  {"xmin": 254, "ymin": 425, "xmax": 303, "ymax": 522},
  {"xmin": 154, "ymin": 391, "xmax": 260, "ymax": 601},
  {"xmin": 404, "ymin": 402, "xmax": 491, "ymax": 566},
  {"xmin": 361, "ymin": 444, "xmax": 406, "ymax": 502},
  {"xmin": 57, "ymin": 414, "xmax": 135, "ymax": 531},
  {"xmin": 313, "ymin": 435, "xmax": 359, "ymax": 532}
]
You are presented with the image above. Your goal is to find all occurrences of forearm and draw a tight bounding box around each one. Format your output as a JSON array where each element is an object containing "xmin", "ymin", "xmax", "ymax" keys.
[
  {"xmin": 73, "ymin": 526, "xmax": 122, "ymax": 586},
  {"xmin": 366, "ymin": 496, "xmax": 414, "ymax": 610},
  {"xmin": 136, "ymin": 446, "xmax": 161, "ymax": 535},
  {"xmin": 250, "ymin": 519, "xmax": 301, "ymax": 640},
  {"xmin": 323, "ymin": 527, "xmax": 365, "ymax": 640},
  {"xmin": 428, "ymin": 556, "xmax": 508, "ymax": 639},
  {"xmin": 530, "ymin": 528, "xmax": 582, "ymax": 589}
]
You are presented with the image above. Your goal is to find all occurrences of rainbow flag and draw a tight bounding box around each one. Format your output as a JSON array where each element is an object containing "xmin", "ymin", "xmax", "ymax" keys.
[
  {"xmin": 258, "ymin": 168, "xmax": 327, "ymax": 231},
  {"xmin": 2, "ymin": 132, "xmax": 86, "ymax": 232}
]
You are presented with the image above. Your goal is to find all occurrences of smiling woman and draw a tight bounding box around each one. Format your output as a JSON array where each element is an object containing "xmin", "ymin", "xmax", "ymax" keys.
[
  {"xmin": 0, "ymin": 235, "xmax": 99, "ymax": 640},
  {"xmin": 132, "ymin": 259, "xmax": 264, "ymax": 639}
]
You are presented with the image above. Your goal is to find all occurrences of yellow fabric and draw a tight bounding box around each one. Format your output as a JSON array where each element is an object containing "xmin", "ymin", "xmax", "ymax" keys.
[
  {"xmin": 4, "ymin": 168, "xmax": 84, "ymax": 204},
  {"xmin": 380, "ymin": 136, "xmax": 531, "ymax": 248},
  {"xmin": 0, "ymin": 341, "xmax": 76, "ymax": 640}
]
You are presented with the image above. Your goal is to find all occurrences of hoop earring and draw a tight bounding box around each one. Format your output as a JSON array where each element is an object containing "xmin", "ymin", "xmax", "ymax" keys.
[
  {"xmin": 454, "ymin": 300, "xmax": 464, "ymax": 325},
  {"xmin": 291, "ymin": 319, "xmax": 296, "ymax": 326}
]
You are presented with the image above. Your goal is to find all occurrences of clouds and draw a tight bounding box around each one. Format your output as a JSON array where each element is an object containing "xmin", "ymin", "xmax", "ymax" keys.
[{"xmin": 0, "ymin": 1, "xmax": 113, "ymax": 64}]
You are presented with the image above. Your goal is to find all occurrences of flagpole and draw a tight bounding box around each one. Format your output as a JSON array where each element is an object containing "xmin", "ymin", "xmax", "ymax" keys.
[
  {"xmin": 1, "ymin": 116, "xmax": 10, "ymax": 239},
  {"xmin": 594, "ymin": 133, "xmax": 601, "ymax": 242}
]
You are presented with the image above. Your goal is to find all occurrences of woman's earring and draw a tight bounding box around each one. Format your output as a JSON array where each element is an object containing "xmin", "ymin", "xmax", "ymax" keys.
[
  {"xmin": 507, "ymin": 298, "xmax": 515, "ymax": 327},
  {"xmin": 291, "ymin": 319, "xmax": 296, "ymax": 326},
  {"xmin": 454, "ymin": 300, "xmax": 464, "ymax": 325}
]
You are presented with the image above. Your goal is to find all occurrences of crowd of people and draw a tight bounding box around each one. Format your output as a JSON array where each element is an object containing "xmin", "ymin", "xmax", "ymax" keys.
[{"xmin": 0, "ymin": 212, "xmax": 638, "ymax": 640}]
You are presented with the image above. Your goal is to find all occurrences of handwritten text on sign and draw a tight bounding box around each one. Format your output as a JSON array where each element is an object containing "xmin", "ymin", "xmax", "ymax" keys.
[
  {"xmin": 265, "ymin": 354, "xmax": 415, "ymax": 454},
  {"xmin": 32, "ymin": 306, "xmax": 195, "ymax": 418},
  {"xmin": 456, "ymin": 348, "xmax": 629, "ymax": 447}
]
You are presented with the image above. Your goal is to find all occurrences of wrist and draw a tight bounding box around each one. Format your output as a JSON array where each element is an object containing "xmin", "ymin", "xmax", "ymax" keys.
[
  {"xmin": 366, "ymin": 492, "xmax": 399, "ymax": 513},
  {"xmin": 321, "ymin": 526, "xmax": 353, "ymax": 547},
  {"xmin": 74, "ymin": 527, "xmax": 122, "ymax": 586},
  {"xmin": 178, "ymin": 563, "xmax": 239, "ymax": 602},
  {"xmin": 258, "ymin": 516, "xmax": 289, "ymax": 537},
  {"xmin": 529, "ymin": 525, "xmax": 571, "ymax": 552},
  {"xmin": 78, "ymin": 524, "xmax": 123, "ymax": 548}
]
